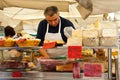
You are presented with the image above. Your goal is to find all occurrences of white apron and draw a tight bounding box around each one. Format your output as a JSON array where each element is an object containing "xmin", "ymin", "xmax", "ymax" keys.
[
  {"xmin": 45, "ymin": 18, "xmax": 63, "ymax": 42},
  {"xmin": 44, "ymin": 19, "xmax": 67, "ymax": 58}
]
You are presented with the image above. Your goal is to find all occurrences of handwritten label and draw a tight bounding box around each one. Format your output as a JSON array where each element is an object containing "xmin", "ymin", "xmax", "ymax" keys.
[
  {"xmin": 12, "ymin": 71, "xmax": 22, "ymax": 77},
  {"xmin": 84, "ymin": 63, "xmax": 102, "ymax": 77},
  {"xmin": 68, "ymin": 46, "xmax": 82, "ymax": 58},
  {"xmin": 42, "ymin": 42, "xmax": 56, "ymax": 49}
]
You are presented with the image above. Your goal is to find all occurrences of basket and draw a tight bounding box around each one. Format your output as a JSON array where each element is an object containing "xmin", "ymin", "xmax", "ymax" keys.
[
  {"xmin": 17, "ymin": 39, "xmax": 40, "ymax": 47},
  {"xmin": 4, "ymin": 40, "xmax": 16, "ymax": 47},
  {"xmin": 0, "ymin": 40, "xmax": 5, "ymax": 47}
]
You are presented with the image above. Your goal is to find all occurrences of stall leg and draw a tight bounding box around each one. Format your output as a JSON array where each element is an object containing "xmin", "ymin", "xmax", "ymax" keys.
[{"xmin": 108, "ymin": 48, "xmax": 112, "ymax": 80}]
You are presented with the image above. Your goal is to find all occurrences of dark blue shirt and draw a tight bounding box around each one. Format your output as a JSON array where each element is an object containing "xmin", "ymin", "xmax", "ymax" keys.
[{"xmin": 36, "ymin": 17, "xmax": 75, "ymax": 46}]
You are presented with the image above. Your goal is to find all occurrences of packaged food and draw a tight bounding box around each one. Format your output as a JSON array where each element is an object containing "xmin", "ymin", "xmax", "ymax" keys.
[
  {"xmin": 82, "ymin": 30, "xmax": 99, "ymax": 46},
  {"xmin": 100, "ymin": 37, "xmax": 117, "ymax": 46},
  {"xmin": 83, "ymin": 30, "xmax": 98, "ymax": 38},
  {"xmin": 56, "ymin": 63, "xmax": 73, "ymax": 71},
  {"xmin": 0, "ymin": 60, "xmax": 28, "ymax": 69},
  {"xmin": 37, "ymin": 59, "xmax": 64, "ymax": 71},
  {"xmin": 102, "ymin": 29, "xmax": 117, "ymax": 37},
  {"xmin": 83, "ymin": 37, "xmax": 99, "ymax": 46},
  {"xmin": 67, "ymin": 37, "xmax": 82, "ymax": 46}
]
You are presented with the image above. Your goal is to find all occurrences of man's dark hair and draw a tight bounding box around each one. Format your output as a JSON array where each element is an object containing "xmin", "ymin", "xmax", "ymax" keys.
[
  {"xmin": 44, "ymin": 6, "xmax": 58, "ymax": 16},
  {"xmin": 4, "ymin": 26, "xmax": 15, "ymax": 37}
]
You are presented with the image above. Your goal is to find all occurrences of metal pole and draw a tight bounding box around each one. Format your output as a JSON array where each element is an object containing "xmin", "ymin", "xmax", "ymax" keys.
[
  {"xmin": 115, "ymin": 58, "xmax": 119, "ymax": 80},
  {"xmin": 108, "ymin": 48, "xmax": 112, "ymax": 80}
]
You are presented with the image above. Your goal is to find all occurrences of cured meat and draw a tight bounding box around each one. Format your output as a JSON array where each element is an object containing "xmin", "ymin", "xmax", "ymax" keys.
[
  {"xmin": 0, "ymin": 60, "xmax": 28, "ymax": 69},
  {"xmin": 38, "ymin": 59, "xmax": 64, "ymax": 71}
]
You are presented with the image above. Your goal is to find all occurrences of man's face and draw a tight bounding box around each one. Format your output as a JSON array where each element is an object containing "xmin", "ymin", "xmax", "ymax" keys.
[{"xmin": 45, "ymin": 13, "xmax": 59, "ymax": 27}]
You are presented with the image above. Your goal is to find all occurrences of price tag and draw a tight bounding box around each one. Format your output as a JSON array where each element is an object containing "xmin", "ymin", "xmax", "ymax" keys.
[
  {"xmin": 84, "ymin": 63, "xmax": 102, "ymax": 77},
  {"xmin": 42, "ymin": 42, "xmax": 56, "ymax": 49},
  {"xmin": 68, "ymin": 46, "xmax": 82, "ymax": 58},
  {"xmin": 12, "ymin": 71, "xmax": 22, "ymax": 77}
]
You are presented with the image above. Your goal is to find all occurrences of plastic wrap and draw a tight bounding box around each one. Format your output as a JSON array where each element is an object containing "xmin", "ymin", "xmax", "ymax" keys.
[
  {"xmin": 100, "ymin": 37, "xmax": 117, "ymax": 46},
  {"xmin": 83, "ymin": 30, "xmax": 98, "ymax": 38},
  {"xmin": 67, "ymin": 37, "xmax": 82, "ymax": 46},
  {"xmin": 83, "ymin": 37, "xmax": 99, "ymax": 46},
  {"xmin": 82, "ymin": 30, "xmax": 99, "ymax": 46},
  {"xmin": 73, "ymin": 62, "xmax": 80, "ymax": 78},
  {"xmin": 100, "ymin": 26, "xmax": 118, "ymax": 46},
  {"xmin": 102, "ymin": 29, "xmax": 117, "ymax": 37},
  {"xmin": 46, "ymin": 48, "xmax": 67, "ymax": 58},
  {"xmin": 37, "ymin": 59, "xmax": 64, "ymax": 71}
]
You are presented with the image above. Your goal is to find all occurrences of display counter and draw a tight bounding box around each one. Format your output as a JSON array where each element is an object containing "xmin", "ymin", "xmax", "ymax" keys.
[
  {"xmin": 0, "ymin": 46, "xmax": 118, "ymax": 80},
  {"xmin": 0, "ymin": 71, "xmax": 108, "ymax": 80}
]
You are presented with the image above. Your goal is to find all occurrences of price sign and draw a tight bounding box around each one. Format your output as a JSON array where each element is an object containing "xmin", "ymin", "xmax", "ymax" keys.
[
  {"xmin": 12, "ymin": 71, "xmax": 22, "ymax": 77},
  {"xmin": 68, "ymin": 46, "xmax": 82, "ymax": 58},
  {"xmin": 42, "ymin": 42, "xmax": 56, "ymax": 49},
  {"xmin": 84, "ymin": 63, "xmax": 102, "ymax": 77}
]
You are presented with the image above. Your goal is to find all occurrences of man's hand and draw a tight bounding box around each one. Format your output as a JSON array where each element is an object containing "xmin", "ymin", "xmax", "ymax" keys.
[
  {"xmin": 39, "ymin": 48, "xmax": 50, "ymax": 58},
  {"xmin": 64, "ymin": 27, "xmax": 74, "ymax": 38}
]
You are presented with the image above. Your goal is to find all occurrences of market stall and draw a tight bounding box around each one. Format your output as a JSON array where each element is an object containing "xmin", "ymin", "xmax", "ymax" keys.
[{"xmin": 0, "ymin": 0, "xmax": 120, "ymax": 80}]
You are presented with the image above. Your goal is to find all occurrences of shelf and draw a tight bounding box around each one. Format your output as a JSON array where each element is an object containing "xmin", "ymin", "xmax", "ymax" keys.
[
  {"xmin": 0, "ymin": 47, "xmax": 42, "ymax": 50},
  {"xmin": 0, "ymin": 46, "xmax": 118, "ymax": 50},
  {"xmin": 0, "ymin": 72, "xmax": 108, "ymax": 80}
]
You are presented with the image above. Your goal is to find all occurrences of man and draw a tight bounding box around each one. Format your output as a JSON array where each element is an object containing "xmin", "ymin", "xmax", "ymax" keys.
[{"xmin": 36, "ymin": 6, "xmax": 75, "ymax": 46}]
